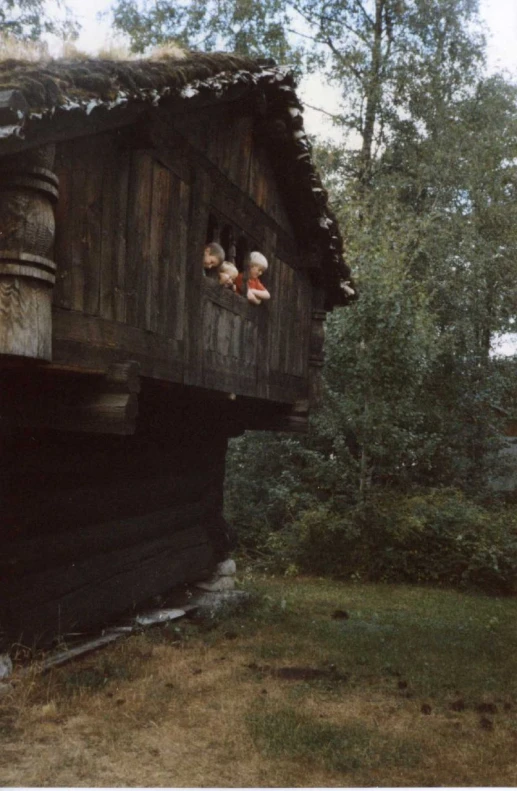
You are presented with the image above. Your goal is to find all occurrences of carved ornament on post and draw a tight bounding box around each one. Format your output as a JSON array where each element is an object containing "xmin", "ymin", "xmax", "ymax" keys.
[{"xmin": 0, "ymin": 144, "xmax": 59, "ymax": 361}]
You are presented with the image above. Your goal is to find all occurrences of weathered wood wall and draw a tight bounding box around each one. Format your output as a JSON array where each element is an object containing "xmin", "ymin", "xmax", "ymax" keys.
[{"xmin": 50, "ymin": 105, "xmax": 313, "ymax": 406}]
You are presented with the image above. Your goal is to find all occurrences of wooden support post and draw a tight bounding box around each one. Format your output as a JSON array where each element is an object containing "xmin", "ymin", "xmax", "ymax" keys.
[
  {"xmin": 309, "ymin": 308, "xmax": 327, "ymax": 408},
  {"xmin": 0, "ymin": 144, "xmax": 58, "ymax": 361}
]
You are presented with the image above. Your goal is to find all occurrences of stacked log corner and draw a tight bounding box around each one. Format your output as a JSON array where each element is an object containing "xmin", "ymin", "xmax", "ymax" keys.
[
  {"xmin": 0, "ymin": 416, "xmax": 231, "ymax": 650},
  {"xmin": 0, "ymin": 145, "xmax": 58, "ymax": 361}
]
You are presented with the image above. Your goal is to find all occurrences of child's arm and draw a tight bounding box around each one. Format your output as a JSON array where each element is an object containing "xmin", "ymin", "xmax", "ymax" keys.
[
  {"xmin": 247, "ymin": 290, "xmax": 261, "ymax": 304},
  {"xmin": 248, "ymin": 286, "xmax": 270, "ymax": 301}
]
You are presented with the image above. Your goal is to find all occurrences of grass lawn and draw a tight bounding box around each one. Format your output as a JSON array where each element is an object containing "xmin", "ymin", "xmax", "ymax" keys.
[{"xmin": 2, "ymin": 574, "xmax": 517, "ymax": 786}]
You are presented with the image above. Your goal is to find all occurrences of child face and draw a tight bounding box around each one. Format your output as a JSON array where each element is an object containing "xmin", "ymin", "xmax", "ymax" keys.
[
  {"xmin": 204, "ymin": 248, "xmax": 220, "ymax": 269},
  {"xmin": 249, "ymin": 264, "xmax": 264, "ymax": 279},
  {"xmin": 219, "ymin": 271, "xmax": 233, "ymax": 285}
]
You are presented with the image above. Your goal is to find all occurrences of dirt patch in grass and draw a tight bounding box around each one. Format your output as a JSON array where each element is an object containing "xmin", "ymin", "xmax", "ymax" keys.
[{"xmin": 2, "ymin": 576, "xmax": 517, "ymax": 786}]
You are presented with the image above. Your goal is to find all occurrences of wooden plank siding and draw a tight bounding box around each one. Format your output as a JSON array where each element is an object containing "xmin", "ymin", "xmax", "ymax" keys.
[{"xmin": 50, "ymin": 108, "xmax": 312, "ymax": 408}]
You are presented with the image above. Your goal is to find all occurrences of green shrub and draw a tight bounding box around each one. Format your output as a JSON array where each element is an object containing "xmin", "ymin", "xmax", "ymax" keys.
[{"xmin": 258, "ymin": 490, "xmax": 517, "ymax": 595}]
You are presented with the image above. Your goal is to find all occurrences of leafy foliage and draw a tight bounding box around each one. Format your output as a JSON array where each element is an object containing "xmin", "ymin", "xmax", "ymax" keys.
[
  {"xmin": 110, "ymin": 0, "xmax": 298, "ymax": 62},
  {"xmin": 233, "ymin": 485, "xmax": 517, "ymax": 594},
  {"xmin": 0, "ymin": 0, "xmax": 78, "ymax": 41}
]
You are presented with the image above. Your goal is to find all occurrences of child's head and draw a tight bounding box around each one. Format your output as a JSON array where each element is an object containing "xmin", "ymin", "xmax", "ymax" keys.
[
  {"xmin": 248, "ymin": 251, "xmax": 268, "ymax": 279},
  {"xmin": 218, "ymin": 261, "xmax": 239, "ymax": 286},
  {"xmin": 203, "ymin": 242, "xmax": 225, "ymax": 269}
]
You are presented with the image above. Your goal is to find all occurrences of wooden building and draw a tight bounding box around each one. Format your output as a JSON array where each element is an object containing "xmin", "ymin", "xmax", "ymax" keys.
[{"xmin": 0, "ymin": 52, "xmax": 355, "ymax": 648}]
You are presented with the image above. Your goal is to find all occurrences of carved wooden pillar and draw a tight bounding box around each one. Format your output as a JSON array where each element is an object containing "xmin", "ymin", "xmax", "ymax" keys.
[
  {"xmin": 0, "ymin": 144, "xmax": 58, "ymax": 361},
  {"xmin": 309, "ymin": 308, "xmax": 327, "ymax": 407}
]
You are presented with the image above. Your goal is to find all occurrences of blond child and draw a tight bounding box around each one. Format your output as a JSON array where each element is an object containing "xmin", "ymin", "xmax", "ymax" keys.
[
  {"xmin": 218, "ymin": 261, "xmax": 239, "ymax": 291},
  {"xmin": 235, "ymin": 252, "xmax": 271, "ymax": 305}
]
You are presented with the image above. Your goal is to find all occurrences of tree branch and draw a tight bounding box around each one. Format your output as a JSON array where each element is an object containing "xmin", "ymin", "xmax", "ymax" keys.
[
  {"xmin": 289, "ymin": 0, "xmax": 370, "ymax": 45},
  {"xmin": 353, "ymin": 0, "xmax": 375, "ymax": 27},
  {"xmin": 324, "ymin": 35, "xmax": 364, "ymax": 81},
  {"xmin": 302, "ymin": 101, "xmax": 345, "ymax": 121},
  {"xmin": 285, "ymin": 26, "xmax": 320, "ymax": 43}
]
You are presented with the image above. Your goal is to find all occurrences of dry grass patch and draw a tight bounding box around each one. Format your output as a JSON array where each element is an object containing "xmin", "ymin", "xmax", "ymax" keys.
[{"xmin": 2, "ymin": 576, "xmax": 517, "ymax": 786}]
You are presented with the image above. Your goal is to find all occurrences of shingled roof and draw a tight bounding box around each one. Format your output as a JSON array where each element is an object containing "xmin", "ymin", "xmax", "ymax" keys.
[{"xmin": 0, "ymin": 52, "xmax": 355, "ymax": 307}]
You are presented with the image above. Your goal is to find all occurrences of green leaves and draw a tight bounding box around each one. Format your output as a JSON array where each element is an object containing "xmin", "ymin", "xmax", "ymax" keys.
[{"xmin": 110, "ymin": 0, "xmax": 300, "ymax": 61}]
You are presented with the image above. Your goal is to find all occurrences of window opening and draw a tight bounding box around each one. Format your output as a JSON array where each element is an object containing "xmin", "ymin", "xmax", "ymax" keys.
[
  {"xmin": 206, "ymin": 213, "xmax": 220, "ymax": 244},
  {"xmin": 221, "ymin": 225, "xmax": 236, "ymax": 264},
  {"xmin": 235, "ymin": 235, "xmax": 249, "ymax": 272}
]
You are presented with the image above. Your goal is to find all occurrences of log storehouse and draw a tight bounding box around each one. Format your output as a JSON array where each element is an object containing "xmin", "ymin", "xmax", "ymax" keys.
[{"xmin": 0, "ymin": 52, "xmax": 355, "ymax": 649}]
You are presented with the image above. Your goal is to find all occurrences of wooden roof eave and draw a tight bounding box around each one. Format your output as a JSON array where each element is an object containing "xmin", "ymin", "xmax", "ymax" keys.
[{"xmin": 0, "ymin": 76, "xmax": 261, "ymax": 157}]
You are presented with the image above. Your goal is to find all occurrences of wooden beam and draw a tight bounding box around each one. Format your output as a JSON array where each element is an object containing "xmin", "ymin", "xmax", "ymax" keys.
[
  {"xmin": 0, "ymin": 89, "xmax": 28, "ymax": 126},
  {"xmin": 0, "ymin": 360, "xmax": 142, "ymax": 435}
]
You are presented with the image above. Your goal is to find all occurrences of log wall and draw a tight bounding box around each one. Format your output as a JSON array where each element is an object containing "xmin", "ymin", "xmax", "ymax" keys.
[{"xmin": 0, "ymin": 399, "xmax": 232, "ymax": 648}]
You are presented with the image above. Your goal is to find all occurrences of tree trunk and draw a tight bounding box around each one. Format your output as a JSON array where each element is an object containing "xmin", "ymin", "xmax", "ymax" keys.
[{"xmin": 360, "ymin": 0, "xmax": 385, "ymax": 185}]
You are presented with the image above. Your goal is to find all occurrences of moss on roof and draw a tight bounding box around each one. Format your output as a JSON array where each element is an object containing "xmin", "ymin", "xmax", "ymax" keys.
[{"xmin": 0, "ymin": 52, "xmax": 274, "ymax": 113}]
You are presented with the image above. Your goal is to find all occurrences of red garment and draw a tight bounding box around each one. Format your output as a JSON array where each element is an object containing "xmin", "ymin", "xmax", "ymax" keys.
[{"xmin": 235, "ymin": 273, "xmax": 266, "ymax": 295}]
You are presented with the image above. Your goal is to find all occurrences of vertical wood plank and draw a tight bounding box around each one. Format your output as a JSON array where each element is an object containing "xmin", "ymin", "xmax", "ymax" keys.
[
  {"xmin": 149, "ymin": 161, "xmax": 172, "ymax": 332},
  {"xmin": 257, "ymin": 226, "xmax": 276, "ymax": 398},
  {"xmin": 230, "ymin": 117, "xmax": 251, "ymax": 191},
  {"xmin": 100, "ymin": 143, "xmax": 130, "ymax": 323},
  {"xmin": 175, "ymin": 178, "xmax": 190, "ymax": 340},
  {"xmin": 248, "ymin": 141, "xmax": 260, "ymax": 206},
  {"xmin": 206, "ymin": 116, "xmax": 221, "ymax": 168},
  {"xmin": 126, "ymin": 151, "xmax": 153, "ymax": 328},
  {"xmin": 184, "ymin": 166, "xmax": 212, "ymax": 386},
  {"xmin": 114, "ymin": 150, "xmax": 130, "ymax": 323},
  {"xmin": 221, "ymin": 115, "xmax": 234, "ymax": 179},
  {"xmin": 82, "ymin": 138, "xmax": 104, "ymax": 316},
  {"xmin": 54, "ymin": 136, "xmax": 105, "ymax": 315},
  {"xmin": 230, "ymin": 313, "xmax": 240, "ymax": 359},
  {"xmin": 53, "ymin": 141, "xmax": 73, "ymax": 309},
  {"xmin": 268, "ymin": 253, "xmax": 281, "ymax": 373},
  {"xmin": 68, "ymin": 145, "xmax": 87, "ymax": 312},
  {"xmin": 157, "ymin": 169, "xmax": 174, "ymax": 338},
  {"xmin": 165, "ymin": 176, "xmax": 190, "ymax": 341},
  {"xmin": 241, "ymin": 119, "xmax": 254, "ymax": 195},
  {"xmin": 277, "ymin": 260, "xmax": 289, "ymax": 373},
  {"xmin": 99, "ymin": 144, "xmax": 116, "ymax": 321}
]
